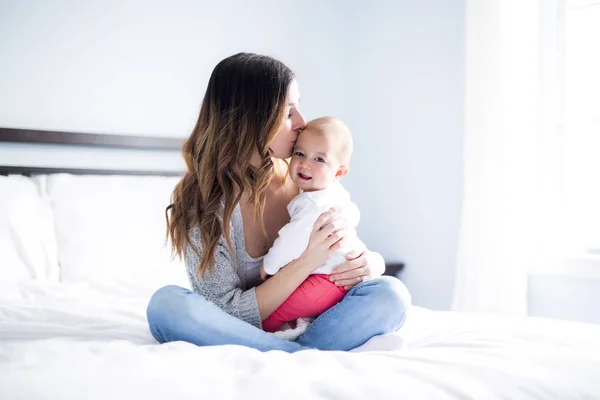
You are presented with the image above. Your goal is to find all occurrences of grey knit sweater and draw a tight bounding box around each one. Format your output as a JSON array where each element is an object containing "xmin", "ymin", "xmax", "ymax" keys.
[{"xmin": 185, "ymin": 204, "xmax": 264, "ymax": 329}]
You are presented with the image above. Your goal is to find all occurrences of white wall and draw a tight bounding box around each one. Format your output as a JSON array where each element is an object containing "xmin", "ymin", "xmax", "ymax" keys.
[
  {"xmin": 528, "ymin": 274, "xmax": 600, "ymax": 324},
  {"xmin": 343, "ymin": 0, "xmax": 465, "ymax": 310},
  {"xmin": 0, "ymin": 0, "xmax": 466, "ymax": 309},
  {"xmin": 0, "ymin": 0, "xmax": 349, "ymax": 136},
  {"xmin": 0, "ymin": 0, "xmax": 350, "ymax": 172}
]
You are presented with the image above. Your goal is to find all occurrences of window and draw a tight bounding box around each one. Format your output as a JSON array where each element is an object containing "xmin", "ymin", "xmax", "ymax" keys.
[{"xmin": 562, "ymin": 0, "xmax": 600, "ymax": 256}]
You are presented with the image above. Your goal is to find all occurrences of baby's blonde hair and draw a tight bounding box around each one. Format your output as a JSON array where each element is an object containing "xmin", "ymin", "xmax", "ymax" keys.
[{"xmin": 303, "ymin": 116, "xmax": 353, "ymax": 165}]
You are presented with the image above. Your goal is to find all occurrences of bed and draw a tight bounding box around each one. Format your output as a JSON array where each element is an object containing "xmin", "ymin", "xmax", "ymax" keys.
[{"xmin": 1, "ymin": 128, "xmax": 600, "ymax": 400}]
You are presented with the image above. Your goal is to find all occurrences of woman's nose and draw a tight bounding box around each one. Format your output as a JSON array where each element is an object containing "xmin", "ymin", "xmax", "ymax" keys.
[{"xmin": 293, "ymin": 110, "xmax": 307, "ymax": 134}]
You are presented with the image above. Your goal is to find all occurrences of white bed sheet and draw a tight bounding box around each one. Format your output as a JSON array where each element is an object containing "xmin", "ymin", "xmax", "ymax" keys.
[{"xmin": 1, "ymin": 280, "xmax": 600, "ymax": 400}]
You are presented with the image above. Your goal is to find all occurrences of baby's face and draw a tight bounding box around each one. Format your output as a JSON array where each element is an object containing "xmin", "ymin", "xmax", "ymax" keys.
[{"xmin": 289, "ymin": 130, "xmax": 344, "ymax": 192}]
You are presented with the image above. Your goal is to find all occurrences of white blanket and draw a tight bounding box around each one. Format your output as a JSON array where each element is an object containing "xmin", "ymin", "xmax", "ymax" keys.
[{"xmin": 1, "ymin": 281, "xmax": 600, "ymax": 399}]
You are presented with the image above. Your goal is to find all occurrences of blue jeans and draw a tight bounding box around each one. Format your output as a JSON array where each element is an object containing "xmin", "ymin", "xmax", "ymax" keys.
[{"xmin": 146, "ymin": 276, "xmax": 411, "ymax": 352}]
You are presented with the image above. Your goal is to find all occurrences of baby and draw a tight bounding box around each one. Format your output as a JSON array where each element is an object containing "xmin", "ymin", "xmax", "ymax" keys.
[{"xmin": 261, "ymin": 116, "xmax": 366, "ymax": 334}]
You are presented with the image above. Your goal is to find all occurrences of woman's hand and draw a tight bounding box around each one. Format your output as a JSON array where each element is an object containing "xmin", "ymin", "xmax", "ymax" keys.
[
  {"xmin": 255, "ymin": 208, "xmax": 347, "ymax": 320},
  {"xmin": 330, "ymin": 248, "xmax": 386, "ymax": 291},
  {"xmin": 299, "ymin": 208, "xmax": 348, "ymax": 269}
]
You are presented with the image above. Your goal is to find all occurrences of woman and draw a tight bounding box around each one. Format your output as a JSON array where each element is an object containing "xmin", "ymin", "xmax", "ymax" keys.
[{"xmin": 146, "ymin": 53, "xmax": 411, "ymax": 352}]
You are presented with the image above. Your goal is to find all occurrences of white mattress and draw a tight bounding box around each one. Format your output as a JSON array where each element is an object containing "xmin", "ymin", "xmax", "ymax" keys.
[{"xmin": 1, "ymin": 281, "xmax": 600, "ymax": 400}]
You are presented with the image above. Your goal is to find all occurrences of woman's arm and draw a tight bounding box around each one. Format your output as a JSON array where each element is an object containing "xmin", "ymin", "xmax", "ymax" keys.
[
  {"xmin": 185, "ymin": 226, "xmax": 264, "ymax": 328},
  {"xmin": 185, "ymin": 209, "xmax": 347, "ymax": 327},
  {"xmin": 330, "ymin": 249, "xmax": 386, "ymax": 290},
  {"xmin": 255, "ymin": 256, "xmax": 314, "ymax": 320},
  {"xmin": 255, "ymin": 208, "xmax": 347, "ymax": 320}
]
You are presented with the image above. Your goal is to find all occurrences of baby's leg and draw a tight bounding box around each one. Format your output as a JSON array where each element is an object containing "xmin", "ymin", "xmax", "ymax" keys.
[{"xmin": 262, "ymin": 274, "xmax": 347, "ymax": 333}]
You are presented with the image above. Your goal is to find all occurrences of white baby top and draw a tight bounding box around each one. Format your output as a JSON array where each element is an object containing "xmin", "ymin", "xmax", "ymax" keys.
[{"xmin": 263, "ymin": 181, "xmax": 364, "ymax": 275}]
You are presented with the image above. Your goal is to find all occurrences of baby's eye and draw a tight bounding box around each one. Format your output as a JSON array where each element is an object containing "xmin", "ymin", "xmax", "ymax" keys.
[
  {"xmin": 294, "ymin": 151, "xmax": 304, "ymax": 157},
  {"xmin": 315, "ymin": 157, "xmax": 325, "ymax": 163}
]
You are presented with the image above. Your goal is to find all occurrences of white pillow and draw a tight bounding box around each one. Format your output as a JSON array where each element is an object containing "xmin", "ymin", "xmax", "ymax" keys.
[
  {"xmin": 42, "ymin": 174, "xmax": 189, "ymax": 290},
  {"xmin": 0, "ymin": 175, "xmax": 59, "ymax": 283}
]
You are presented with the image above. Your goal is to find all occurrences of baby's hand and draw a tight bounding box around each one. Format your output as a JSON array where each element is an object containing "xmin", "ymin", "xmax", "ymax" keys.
[{"xmin": 260, "ymin": 262, "xmax": 269, "ymax": 281}]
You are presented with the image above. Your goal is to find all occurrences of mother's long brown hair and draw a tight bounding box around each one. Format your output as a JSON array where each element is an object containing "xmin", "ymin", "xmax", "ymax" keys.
[{"xmin": 166, "ymin": 53, "xmax": 294, "ymax": 277}]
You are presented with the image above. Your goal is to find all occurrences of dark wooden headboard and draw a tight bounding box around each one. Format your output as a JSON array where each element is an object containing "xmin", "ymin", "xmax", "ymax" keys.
[
  {"xmin": 0, "ymin": 126, "xmax": 405, "ymax": 275},
  {"xmin": 0, "ymin": 127, "xmax": 185, "ymax": 177}
]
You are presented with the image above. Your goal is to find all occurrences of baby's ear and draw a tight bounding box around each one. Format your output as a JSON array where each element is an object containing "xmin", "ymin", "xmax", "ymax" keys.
[{"xmin": 335, "ymin": 165, "xmax": 349, "ymax": 180}]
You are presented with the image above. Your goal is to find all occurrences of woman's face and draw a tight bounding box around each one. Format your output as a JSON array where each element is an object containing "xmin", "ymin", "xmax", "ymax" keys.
[{"xmin": 269, "ymin": 79, "xmax": 307, "ymax": 159}]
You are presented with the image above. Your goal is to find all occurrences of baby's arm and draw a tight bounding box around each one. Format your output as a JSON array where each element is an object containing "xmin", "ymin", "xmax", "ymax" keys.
[
  {"xmin": 262, "ymin": 218, "xmax": 312, "ymax": 275},
  {"xmin": 259, "ymin": 261, "xmax": 268, "ymax": 281},
  {"xmin": 262, "ymin": 197, "xmax": 319, "ymax": 275}
]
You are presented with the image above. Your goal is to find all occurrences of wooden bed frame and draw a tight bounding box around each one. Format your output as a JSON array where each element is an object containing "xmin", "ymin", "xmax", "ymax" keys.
[
  {"xmin": 0, "ymin": 127, "xmax": 184, "ymax": 177},
  {"xmin": 0, "ymin": 126, "xmax": 405, "ymax": 276}
]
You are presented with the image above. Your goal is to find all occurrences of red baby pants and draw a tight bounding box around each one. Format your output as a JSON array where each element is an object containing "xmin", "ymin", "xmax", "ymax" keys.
[{"xmin": 262, "ymin": 274, "xmax": 347, "ymax": 333}]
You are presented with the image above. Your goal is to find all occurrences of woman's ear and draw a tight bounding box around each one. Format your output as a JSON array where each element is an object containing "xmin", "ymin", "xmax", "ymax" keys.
[{"xmin": 335, "ymin": 165, "xmax": 349, "ymax": 180}]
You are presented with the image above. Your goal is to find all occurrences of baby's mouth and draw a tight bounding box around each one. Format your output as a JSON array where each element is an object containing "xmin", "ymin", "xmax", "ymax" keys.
[{"xmin": 298, "ymin": 172, "xmax": 312, "ymax": 181}]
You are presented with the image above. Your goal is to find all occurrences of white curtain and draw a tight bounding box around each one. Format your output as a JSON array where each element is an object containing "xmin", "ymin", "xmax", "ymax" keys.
[{"xmin": 452, "ymin": 0, "xmax": 563, "ymax": 315}]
